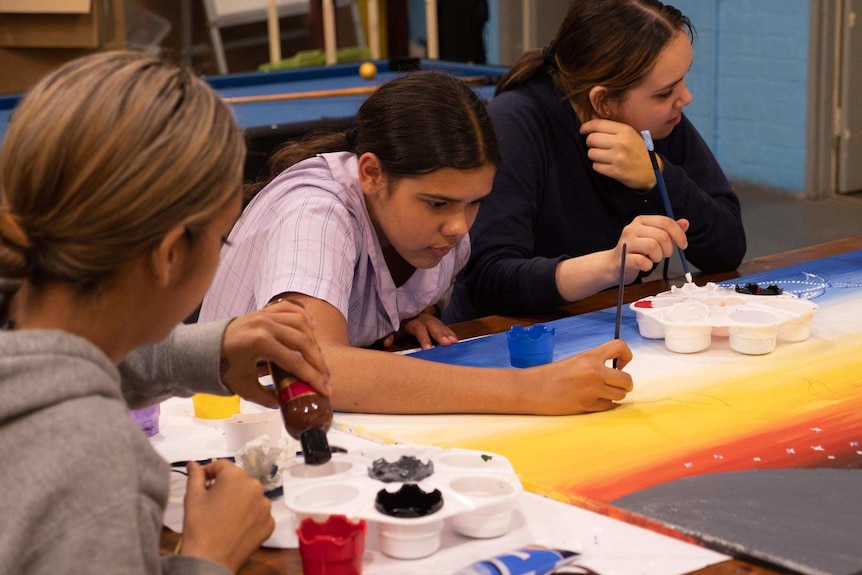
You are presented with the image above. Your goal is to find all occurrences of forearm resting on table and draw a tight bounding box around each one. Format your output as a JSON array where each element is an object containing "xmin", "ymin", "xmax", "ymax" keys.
[
  {"xmin": 555, "ymin": 251, "xmax": 619, "ymax": 303},
  {"xmin": 326, "ymin": 344, "xmax": 533, "ymax": 414}
]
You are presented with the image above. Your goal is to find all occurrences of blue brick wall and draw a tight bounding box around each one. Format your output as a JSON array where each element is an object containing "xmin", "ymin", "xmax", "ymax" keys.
[
  {"xmin": 645, "ymin": 0, "xmax": 810, "ymax": 194},
  {"xmin": 669, "ymin": 1, "xmax": 717, "ymax": 149},
  {"xmin": 480, "ymin": 1, "xmax": 812, "ymax": 195}
]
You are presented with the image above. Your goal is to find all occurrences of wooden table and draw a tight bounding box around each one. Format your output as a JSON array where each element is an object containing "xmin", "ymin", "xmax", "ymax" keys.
[
  {"xmin": 161, "ymin": 236, "xmax": 862, "ymax": 574},
  {"xmin": 447, "ymin": 236, "xmax": 862, "ymax": 342}
]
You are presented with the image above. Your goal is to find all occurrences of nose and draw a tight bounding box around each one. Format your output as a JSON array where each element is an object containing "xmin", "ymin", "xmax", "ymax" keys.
[
  {"xmin": 441, "ymin": 211, "xmax": 469, "ymax": 239},
  {"xmin": 678, "ymin": 80, "xmax": 693, "ymax": 108}
]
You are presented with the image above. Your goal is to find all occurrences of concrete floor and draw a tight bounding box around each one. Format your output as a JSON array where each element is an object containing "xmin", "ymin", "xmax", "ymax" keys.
[{"xmin": 736, "ymin": 185, "xmax": 862, "ymax": 259}]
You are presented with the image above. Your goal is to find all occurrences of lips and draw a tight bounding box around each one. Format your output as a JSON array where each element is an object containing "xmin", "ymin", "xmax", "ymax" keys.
[{"xmin": 431, "ymin": 246, "xmax": 452, "ymax": 257}]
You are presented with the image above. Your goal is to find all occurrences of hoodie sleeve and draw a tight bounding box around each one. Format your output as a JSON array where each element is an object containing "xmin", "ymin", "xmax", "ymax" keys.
[{"xmin": 118, "ymin": 320, "xmax": 233, "ymax": 410}]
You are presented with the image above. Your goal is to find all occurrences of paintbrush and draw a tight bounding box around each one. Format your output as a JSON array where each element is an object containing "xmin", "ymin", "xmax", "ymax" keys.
[
  {"xmin": 613, "ymin": 243, "xmax": 627, "ymax": 369},
  {"xmin": 640, "ymin": 130, "xmax": 693, "ymax": 284}
]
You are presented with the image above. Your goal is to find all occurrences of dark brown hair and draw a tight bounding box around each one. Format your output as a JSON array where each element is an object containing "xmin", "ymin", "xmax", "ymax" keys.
[
  {"xmin": 248, "ymin": 70, "xmax": 500, "ymax": 200},
  {"xmin": 497, "ymin": 0, "xmax": 694, "ymax": 114}
]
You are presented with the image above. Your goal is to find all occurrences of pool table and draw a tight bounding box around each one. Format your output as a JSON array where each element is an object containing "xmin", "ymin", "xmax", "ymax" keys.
[{"xmin": 0, "ymin": 59, "xmax": 508, "ymax": 179}]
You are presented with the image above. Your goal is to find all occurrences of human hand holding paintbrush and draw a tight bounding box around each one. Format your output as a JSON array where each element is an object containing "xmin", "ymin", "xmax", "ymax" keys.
[
  {"xmin": 554, "ymin": 218, "xmax": 688, "ymax": 304},
  {"xmin": 612, "ymin": 215, "xmax": 690, "ymax": 282},
  {"xmin": 577, "ymin": 120, "xmax": 692, "ymax": 287},
  {"xmin": 178, "ymin": 459, "xmax": 275, "ymax": 572},
  {"xmin": 641, "ymin": 130, "xmax": 693, "ymax": 283}
]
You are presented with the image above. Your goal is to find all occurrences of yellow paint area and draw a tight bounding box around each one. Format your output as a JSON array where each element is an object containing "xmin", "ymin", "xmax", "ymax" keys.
[{"xmin": 335, "ymin": 334, "xmax": 862, "ymax": 502}]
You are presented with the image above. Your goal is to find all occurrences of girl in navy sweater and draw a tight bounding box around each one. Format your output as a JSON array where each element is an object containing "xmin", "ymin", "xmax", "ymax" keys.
[{"xmin": 447, "ymin": 0, "xmax": 746, "ymax": 321}]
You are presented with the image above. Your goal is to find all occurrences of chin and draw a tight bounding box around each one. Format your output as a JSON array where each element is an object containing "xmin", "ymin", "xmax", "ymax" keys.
[
  {"xmin": 408, "ymin": 253, "xmax": 444, "ymax": 269},
  {"xmin": 651, "ymin": 126, "xmax": 674, "ymax": 140}
]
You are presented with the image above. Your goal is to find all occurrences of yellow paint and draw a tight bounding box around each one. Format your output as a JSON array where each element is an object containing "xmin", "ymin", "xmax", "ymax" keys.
[{"xmin": 335, "ymin": 334, "xmax": 862, "ymax": 499}]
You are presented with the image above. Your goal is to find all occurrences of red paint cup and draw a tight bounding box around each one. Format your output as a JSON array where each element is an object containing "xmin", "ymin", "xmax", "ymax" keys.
[{"xmin": 297, "ymin": 514, "xmax": 366, "ymax": 575}]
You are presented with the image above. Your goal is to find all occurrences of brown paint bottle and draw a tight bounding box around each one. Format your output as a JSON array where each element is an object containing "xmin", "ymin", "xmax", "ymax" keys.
[{"xmin": 269, "ymin": 362, "xmax": 332, "ymax": 465}]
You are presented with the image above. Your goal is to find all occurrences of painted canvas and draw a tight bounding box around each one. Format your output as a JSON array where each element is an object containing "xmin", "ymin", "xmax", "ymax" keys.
[{"xmin": 333, "ymin": 250, "xmax": 862, "ymax": 574}]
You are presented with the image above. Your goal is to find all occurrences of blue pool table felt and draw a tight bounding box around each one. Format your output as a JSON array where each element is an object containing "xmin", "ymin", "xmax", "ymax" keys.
[{"xmin": 0, "ymin": 60, "xmax": 506, "ymax": 145}]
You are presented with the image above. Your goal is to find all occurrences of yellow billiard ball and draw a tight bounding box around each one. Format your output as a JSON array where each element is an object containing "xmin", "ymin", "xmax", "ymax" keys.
[{"xmin": 359, "ymin": 61, "xmax": 377, "ymax": 80}]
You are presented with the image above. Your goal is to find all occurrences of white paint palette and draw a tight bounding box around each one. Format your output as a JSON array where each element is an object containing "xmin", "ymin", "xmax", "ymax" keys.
[
  {"xmin": 630, "ymin": 282, "xmax": 819, "ymax": 355},
  {"xmin": 281, "ymin": 445, "xmax": 523, "ymax": 559}
]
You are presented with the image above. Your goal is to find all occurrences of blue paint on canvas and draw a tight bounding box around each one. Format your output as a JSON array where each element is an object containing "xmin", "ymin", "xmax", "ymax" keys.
[{"xmin": 414, "ymin": 250, "xmax": 862, "ymax": 368}]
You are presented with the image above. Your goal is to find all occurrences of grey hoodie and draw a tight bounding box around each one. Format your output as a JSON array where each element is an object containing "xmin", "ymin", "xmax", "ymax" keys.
[{"xmin": 0, "ymin": 321, "xmax": 234, "ymax": 575}]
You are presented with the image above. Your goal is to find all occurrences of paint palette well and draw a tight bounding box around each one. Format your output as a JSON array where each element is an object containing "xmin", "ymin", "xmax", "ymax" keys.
[
  {"xmin": 630, "ymin": 282, "xmax": 819, "ymax": 354},
  {"xmin": 282, "ymin": 445, "xmax": 523, "ymax": 559}
]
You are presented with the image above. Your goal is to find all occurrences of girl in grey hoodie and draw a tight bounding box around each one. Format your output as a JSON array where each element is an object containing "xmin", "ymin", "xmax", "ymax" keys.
[{"xmin": 0, "ymin": 51, "xmax": 329, "ymax": 575}]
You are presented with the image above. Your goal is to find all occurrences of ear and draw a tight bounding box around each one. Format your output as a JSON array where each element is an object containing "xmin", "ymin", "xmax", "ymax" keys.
[
  {"xmin": 357, "ymin": 152, "xmax": 386, "ymax": 198},
  {"xmin": 588, "ymin": 85, "xmax": 610, "ymax": 119},
  {"xmin": 149, "ymin": 224, "xmax": 188, "ymax": 288}
]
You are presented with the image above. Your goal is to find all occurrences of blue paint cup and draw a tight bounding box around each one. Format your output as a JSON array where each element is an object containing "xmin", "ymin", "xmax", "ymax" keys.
[
  {"xmin": 130, "ymin": 404, "xmax": 160, "ymax": 437},
  {"xmin": 506, "ymin": 324, "xmax": 556, "ymax": 368}
]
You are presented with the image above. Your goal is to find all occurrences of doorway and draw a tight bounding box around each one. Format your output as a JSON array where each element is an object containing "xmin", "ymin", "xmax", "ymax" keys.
[{"xmin": 810, "ymin": 0, "xmax": 862, "ymax": 198}]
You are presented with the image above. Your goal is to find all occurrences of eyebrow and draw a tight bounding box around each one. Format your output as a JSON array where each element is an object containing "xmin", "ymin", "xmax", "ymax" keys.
[
  {"xmin": 654, "ymin": 76, "xmax": 684, "ymax": 94},
  {"xmin": 655, "ymin": 62, "xmax": 693, "ymax": 94},
  {"xmin": 418, "ymin": 192, "xmax": 487, "ymax": 203}
]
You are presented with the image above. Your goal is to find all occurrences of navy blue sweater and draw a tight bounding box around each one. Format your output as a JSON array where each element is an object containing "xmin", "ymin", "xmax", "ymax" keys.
[{"xmin": 445, "ymin": 75, "xmax": 746, "ymax": 322}]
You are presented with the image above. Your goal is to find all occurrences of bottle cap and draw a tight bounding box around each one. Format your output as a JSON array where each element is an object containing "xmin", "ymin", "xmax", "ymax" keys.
[{"xmin": 300, "ymin": 428, "xmax": 332, "ymax": 465}]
